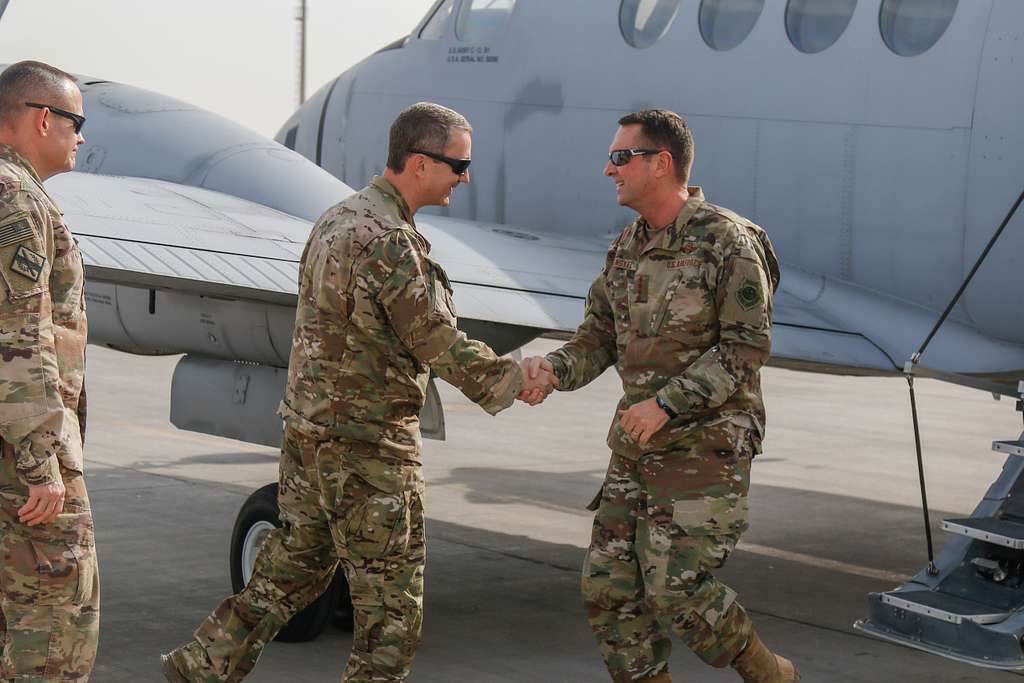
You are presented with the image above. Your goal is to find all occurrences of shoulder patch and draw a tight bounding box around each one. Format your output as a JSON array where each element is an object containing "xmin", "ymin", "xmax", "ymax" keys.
[
  {"xmin": 10, "ymin": 244, "xmax": 46, "ymax": 282},
  {"xmin": 0, "ymin": 216, "xmax": 34, "ymax": 248},
  {"xmin": 735, "ymin": 279, "xmax": 762, "ymax": 311}
]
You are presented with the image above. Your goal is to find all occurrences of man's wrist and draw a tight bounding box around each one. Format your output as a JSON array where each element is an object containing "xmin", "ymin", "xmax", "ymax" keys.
[{"xmin": 655, "ymin": 395, "xmax": 678, "ymax": 419}]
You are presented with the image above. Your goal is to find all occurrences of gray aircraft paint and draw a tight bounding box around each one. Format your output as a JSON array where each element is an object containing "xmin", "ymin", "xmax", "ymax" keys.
[{"xmin": 281, "ymin": 0, "xmax": 1023, "ymax": 361}]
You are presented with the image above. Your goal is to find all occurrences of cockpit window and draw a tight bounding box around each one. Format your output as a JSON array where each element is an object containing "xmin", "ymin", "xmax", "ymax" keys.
[
  {"xmin": 456, "ymin": 0, "xmax": 517, "ymax": 42},
  {"xmin": 420, "ymin": 0, "xmax": 456, "ymax": 40},
  {"xmin": 880, "ymin": 0, "xmax": 958, "ymax": 57},
  {"xmin": 699, "ymin": 0, "xmax": 765, "ymax": 51},
  {"xmin": 619, "ymin": 0, "xmax": 681, "ymax": 49},
  {"xmin": 785, "ymin": 0, "xmax": 857, "ymax": 54}
]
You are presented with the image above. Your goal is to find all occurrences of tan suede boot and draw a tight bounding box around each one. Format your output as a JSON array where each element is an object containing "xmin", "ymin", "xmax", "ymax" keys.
[{"xmin": 731, "ymin": 632, "xmax": 800, "ymax": 682}]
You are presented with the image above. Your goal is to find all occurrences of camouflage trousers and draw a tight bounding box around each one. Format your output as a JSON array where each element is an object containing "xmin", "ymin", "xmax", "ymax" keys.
[
  {"xmin": 0, "ymin": 451, "xmax": 100, "ymax": 682},
  {"xmin": 167, "ymin": 425, "xmax": 425, "ymax": 682},
  {"xmin": 582, "ymin": 421, "xmax": 755, "ymax": 683}
]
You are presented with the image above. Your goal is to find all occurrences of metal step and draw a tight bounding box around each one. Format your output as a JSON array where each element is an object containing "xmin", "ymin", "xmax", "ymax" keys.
[
  {"xmin": 993, "ymin": 440, "xmax": 1024, "ymax": 457},
  {"xmin": 942, "ymin": 517, "xmax": 1024, "ymax": 550},
  {"xmin": 880, "ymin": 590, "xmax": 1010, "ymax": 625}
]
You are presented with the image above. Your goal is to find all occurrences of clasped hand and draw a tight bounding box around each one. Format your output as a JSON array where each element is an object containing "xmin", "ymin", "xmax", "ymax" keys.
[{"xmin": 516, "ymin": 356, "xmax": 559, "ymax": 405}]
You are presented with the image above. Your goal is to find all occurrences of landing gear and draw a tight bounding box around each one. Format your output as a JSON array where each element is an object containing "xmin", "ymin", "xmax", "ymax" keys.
[{"xmin": 229, "ymin": 483, "xmax": 352, "ymax": 642}]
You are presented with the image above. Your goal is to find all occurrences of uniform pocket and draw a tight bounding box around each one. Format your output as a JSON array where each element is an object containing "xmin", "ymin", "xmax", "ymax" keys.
[
  {"xmin": 672, "ymin": 496, "xmax": 749, "ymax": 538},
  {"xmin": 19, "ymin": 510, "xmax": 95, "ymax": 606},
  {"xmin": 337, "ymin": 474, "xmax": 413, "ymax": 559}
]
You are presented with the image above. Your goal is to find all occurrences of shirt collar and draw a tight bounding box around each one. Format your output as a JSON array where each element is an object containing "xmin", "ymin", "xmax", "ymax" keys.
[
  {"xmin": 370, "ymin": 175, "xmax": 416, "ymax": 227},
  {"xmin": 640, "ymin": 187, "xmax": 705, "ymax": 254},
  {"xmin": 0, "ymin": 143, "xmax": 44, "ymax": 186}
]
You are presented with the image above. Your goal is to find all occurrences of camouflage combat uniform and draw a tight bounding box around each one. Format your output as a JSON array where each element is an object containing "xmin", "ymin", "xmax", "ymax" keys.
[
  {"xmin": 546, "ymin": 188, "xmax": 780, "ymax": 682},
  {"xmin": 0, "ymin": 144, "xmax": 98, "ymax": 681},
  {"xmin": 166, "ymin": 176, "xmax": 522, "ymax": 682}
]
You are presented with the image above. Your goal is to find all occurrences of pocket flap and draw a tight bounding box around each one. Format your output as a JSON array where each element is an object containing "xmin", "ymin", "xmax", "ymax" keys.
[{"xmin": 672, "ymin": 496, "xmax": 749, "ymax": 536}]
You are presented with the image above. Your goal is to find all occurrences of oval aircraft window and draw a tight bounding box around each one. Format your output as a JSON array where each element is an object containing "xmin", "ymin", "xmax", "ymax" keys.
[
  {"xmin": 880, "ymin": 0, "xmax": 958, "ymax": 57},
  {"xmin": 699, "ymin": 0, "xmax": 765, "ymax": 51},
  {"xmin": 456, "ymin": 0, "xmax": 517, "ymax": 43},
  {"xmin": 620, "ymin": 0, "xmax": 682, "ymax": 49},
  {"xmin": 785, "ymin": 0, "xmax": 857, "ymax": 54},
  {"xmin": 420, "ymin": 0, "xmax": 456, "ymax": 40}
]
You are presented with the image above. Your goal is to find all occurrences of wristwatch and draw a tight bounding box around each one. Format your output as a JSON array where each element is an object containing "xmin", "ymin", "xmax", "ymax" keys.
[{"xmin": 655, "ymin": 395, "xmax": 678, "ymax": 419}]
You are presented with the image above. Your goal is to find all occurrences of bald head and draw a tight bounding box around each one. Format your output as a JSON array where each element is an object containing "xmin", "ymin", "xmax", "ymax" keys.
[{"xmin": 0, "ymin": 61, "xmax": 77, "ymax": 130}]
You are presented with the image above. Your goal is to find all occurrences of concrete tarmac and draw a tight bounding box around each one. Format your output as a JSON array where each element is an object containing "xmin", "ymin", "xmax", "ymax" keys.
[{"xmin": 77, "ymin": 340, "xmax": 1021, "ymax": 682}]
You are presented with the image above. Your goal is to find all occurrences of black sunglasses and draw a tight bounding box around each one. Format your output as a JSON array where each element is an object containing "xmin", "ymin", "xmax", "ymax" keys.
[
  {"xmin": 608, "ymin": 148, "xmax": 668, "ymax": 167},
  {"xmin": 411, "ymin": 149, "xmax": 471, "ymax": 176},
  {"xmin": 25, "ymin": 102, "xmax": 86, "ymax": 134}
]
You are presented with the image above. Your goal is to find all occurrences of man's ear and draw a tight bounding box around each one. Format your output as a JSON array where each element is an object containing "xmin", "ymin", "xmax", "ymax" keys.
[{"xmin": 34, "ymin": 107, "xmax": 50, "ymax": 136}]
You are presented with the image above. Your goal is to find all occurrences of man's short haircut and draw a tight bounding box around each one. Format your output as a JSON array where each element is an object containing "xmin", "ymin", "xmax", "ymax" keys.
[
  {"xmin": 387, "ymin": 102, "xmax": 472, "ymax": 173},
  {"xmin": 618, "ymin": 109, "xmax": 694, "ymax": 183},
  {"xmin": 0, "ymin": 61, "xmax": 77, "ymax": 128}
]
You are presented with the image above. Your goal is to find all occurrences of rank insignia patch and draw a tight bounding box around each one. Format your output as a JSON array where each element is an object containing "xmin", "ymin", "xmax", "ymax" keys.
[
  {"xmin": 0, "ymin": 219, "xmax": 33, "ymax": 248},
  {"xmin": 11, "ymin": 245, "xmax": 46, "ymax": 282},
  {"xmin": 736, "ymin": 279, "xmax": 761, "ymax": 311}
]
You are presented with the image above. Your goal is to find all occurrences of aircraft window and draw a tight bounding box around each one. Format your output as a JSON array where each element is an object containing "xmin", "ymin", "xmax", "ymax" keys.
[
  {"xmin": 456, "ymin": 0, "xmax": 517, "ymax": 42},
  {"xmin": 699, "ymin": 0, "xmax": 764, "ymax": 51},
  {"xmin": 785, "ymin": 0, "xmax": 857, "ymax": 54},
  {"xmin": 420, "ymin": 0, "xmax": 456, "ymax": 40},
  {"xmin": 619, "ymin": 0, "xmax": 681, "ymax": 49},
  {"xmin": 880, "ymin": 0, "xmax": 958, "ymax": 57}
]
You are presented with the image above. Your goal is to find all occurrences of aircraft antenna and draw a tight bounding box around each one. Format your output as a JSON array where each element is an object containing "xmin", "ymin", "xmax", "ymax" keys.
[
  {"xmin": 904, "ymin": 183, "xmax": 1024, "ymax": 576},
  {"xmin": 296, "ymin": 0, "xmax": 307, "ymax": 105}
]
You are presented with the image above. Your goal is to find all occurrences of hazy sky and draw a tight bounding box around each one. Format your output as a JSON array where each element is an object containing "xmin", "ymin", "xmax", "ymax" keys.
[{"xmin": 0, "ymin": 1, "xmax": 436, "ymax": 137}]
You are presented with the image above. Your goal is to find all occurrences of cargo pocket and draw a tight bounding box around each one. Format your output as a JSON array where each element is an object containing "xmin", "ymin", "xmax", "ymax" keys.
[
  {"xmin": 670, "ymin": 496, "xmax": 748, "ymax": 577},
  {"xmin": 338, "ymin": 475, "xmax": 413, "ymax": 559},
  {"xmin": 23, "ymin": 510, "xmax": 95, "ymax": 606}
]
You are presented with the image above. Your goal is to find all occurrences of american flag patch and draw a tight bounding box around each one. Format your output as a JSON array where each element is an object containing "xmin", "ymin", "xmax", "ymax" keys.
[{"xmin": 0, "ymin": 218, "xmax": 33, "ymax": 248}]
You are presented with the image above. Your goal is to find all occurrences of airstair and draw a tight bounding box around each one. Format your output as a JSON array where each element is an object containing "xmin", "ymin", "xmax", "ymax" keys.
[{"xmin": 855, "ymin": 382, "xmax": 1024, "ymax": 669}]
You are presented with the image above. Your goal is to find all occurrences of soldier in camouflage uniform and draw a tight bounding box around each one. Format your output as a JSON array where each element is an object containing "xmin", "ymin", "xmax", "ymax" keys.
[
  {"xmin": 0, "ymin": 62, "xmax": 98, "ymax": 682},
  {"xmin": 526, "ymin": 110, "xmax": 798, "ymax": 682},
  {"xmin": 162, "ymin": 102, "xmax": 553, "ymax": 683}
]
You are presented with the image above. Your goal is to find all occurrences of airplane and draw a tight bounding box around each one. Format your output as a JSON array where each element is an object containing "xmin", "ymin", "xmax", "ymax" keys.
[{"xmin": 5, "ymin": 0, "xmax": 1024, "ymax": 665}]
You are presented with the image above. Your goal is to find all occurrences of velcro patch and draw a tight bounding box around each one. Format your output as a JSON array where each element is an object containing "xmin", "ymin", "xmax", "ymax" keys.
[
  {"xmin": 10, "ymin": 244, "xmax": 46, "ymax": 282},
  {"xmin": 613, "ymin": 257, "xmax": 637, "ymax": 271},
  {"xmin": 0, "ymin": 218, "xmax": 33, "ymax": 248},
  {"xmin": 667, "ymin": 257, "xmax": 702, "ymax": 270},
  {"xmin": 736, "ymin": 279, "xmax": 762, "ymax": 311}
]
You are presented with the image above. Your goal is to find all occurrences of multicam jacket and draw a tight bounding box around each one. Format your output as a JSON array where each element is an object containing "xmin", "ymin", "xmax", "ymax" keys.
[
  {"xmin": 0, "ymin": 144, "xmax": 87, "ymax": 485},
  {"xmin": 279, "ymin": 177, "xmax": 522, "ymax": 490},
  {"xmin": 547, "ymin": 188, "xmax": 780, "ymax": 459}
]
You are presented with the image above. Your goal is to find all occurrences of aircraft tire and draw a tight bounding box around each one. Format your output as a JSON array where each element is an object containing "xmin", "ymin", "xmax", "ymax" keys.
[{"xmin": 229, "ymin": 482, "xmax": 351, "ymax": 642}]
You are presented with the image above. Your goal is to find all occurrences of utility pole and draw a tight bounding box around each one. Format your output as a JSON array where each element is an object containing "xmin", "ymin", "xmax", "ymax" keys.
[{"xmin": 296, "ymin": 0, "xmax": 306, "ymax": 106}]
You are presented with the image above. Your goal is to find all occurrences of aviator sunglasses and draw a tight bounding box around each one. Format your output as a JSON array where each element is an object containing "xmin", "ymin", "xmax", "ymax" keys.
[
  {"xmin": 411, "ymin": 149, "xmax": 471, "ymax": 176},
  {"xmin": 25, "ymin": 102, "xmax": 86, "ymax": 134},
  {"xmin": 608, "ymin": 148, "xmax": 669, "ymax": 166}
]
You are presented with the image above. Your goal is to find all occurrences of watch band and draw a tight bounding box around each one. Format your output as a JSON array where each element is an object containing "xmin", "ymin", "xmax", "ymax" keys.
[{"xmin": 655, "ymin": 395, "xmax": 678, "ymax": 419}]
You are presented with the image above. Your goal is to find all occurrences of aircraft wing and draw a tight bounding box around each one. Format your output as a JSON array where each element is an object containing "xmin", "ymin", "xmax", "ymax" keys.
[
  {"xmin": 49, "ymin": 172, "xmax": 1024, "ymax": 390},
  {"xmin": 49, "ymin": 172, "xmax": 605, "ymax": 333},
  {"xmin": 772, "ymin": 266, "xmax": 1024, "ymax": 390}
]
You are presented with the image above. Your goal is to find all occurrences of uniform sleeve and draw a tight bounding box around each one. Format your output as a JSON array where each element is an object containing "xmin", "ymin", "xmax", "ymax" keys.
[
  {"xmin": 378, "ymin": 232, "xmax": 523, "ymax": 415},
  {"xmin": 545, "ymin": 248, "xmax": 618, "ymax": 391},
  {"xmin": 656, "ymin": 230, "xmax": 772, "ymax": 417},
  {"xmin": 0, "ymin": 196, "xmax": 69, "ymax": 486}
]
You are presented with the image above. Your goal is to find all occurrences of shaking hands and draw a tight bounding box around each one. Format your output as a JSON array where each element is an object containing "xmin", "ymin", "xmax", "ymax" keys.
[{"xmin": 516, "ymin": 356, "xmax": 559, "ymax": 405}]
